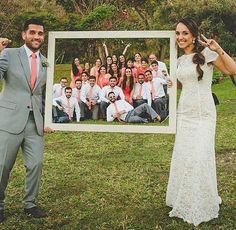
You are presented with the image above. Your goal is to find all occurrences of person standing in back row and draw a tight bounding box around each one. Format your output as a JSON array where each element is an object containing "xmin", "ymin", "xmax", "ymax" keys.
[{"xmin": 0, "ymin": 18, "xmax": 53, "ymax": 222}]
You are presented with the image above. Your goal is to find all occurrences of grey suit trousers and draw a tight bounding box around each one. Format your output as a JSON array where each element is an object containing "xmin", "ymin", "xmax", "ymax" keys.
[{"xmin": 0, "ymin": 112, "xmax": 44, "ymax": 210}]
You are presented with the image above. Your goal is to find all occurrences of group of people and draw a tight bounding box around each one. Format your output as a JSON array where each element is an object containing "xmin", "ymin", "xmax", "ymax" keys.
[
  {"xmin": 1, "ymin": 17, "xmax": 236, "ymax": 228},
  {"xmin": 52, "ymin": 52, "xmax": 170, "ymax": 123}
]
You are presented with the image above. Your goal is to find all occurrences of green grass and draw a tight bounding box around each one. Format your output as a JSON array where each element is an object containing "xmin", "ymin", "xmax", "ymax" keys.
[{"xmin": 0, "ymin": 78, "xmax": 236, "ymax": 229}]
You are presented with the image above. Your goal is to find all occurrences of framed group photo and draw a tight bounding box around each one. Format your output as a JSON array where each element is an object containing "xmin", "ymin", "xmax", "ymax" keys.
[{"xmin": 44, "ymin": 30, "xmax": 177, "ymax": 133}]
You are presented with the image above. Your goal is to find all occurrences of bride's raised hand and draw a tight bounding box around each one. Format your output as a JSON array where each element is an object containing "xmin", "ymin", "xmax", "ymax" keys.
[{"xmin": 198, "ymin": 34, "xmax": 222, "ymax": 52}]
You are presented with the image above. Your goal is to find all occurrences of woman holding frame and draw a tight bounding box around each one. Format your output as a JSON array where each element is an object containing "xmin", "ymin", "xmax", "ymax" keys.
[{"xmin": 166, "ymin": 18, "xmax": 236, "ymax": 226}]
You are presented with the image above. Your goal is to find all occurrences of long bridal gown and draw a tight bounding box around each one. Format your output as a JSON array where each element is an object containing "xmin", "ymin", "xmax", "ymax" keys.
[{"xmin": 166, "ymin": 47, "xmax": 221, "ymax": 226}]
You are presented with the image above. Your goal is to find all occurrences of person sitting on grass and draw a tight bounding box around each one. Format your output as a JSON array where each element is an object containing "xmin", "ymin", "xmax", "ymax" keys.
[{"xmin": 106, "ymin": 91, "xmax": 165, "ymax": 123}]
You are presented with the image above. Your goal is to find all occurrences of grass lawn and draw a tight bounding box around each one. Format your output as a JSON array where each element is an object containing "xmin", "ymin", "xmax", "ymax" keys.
[{"xmin": 0, "ymin": 79, "xmax": 235, "ymax": 230}]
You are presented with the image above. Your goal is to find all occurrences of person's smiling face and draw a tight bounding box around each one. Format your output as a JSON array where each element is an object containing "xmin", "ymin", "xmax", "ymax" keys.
[{"xmin": 175, "ymin": 22, "xmax": 195, "ymax": 53}]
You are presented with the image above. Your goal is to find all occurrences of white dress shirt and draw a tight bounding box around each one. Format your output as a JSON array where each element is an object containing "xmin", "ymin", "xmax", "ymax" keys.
[
  {"xmin": 53, "ymin": 84, "xmax": 66, "ymax": 98},
  {"xmin": 147, "ymin": 78, "xmax": 166, "ymax": 99},
  {"xmin": 100, "ymin": 85, "xmax": 125, "ymax": 103},
  {"xmin": 150, "ymin": 61, "xmax": 169, "ymax": 79},
  {"xmin": 23, "ymin": 44, "xmax": 40, "ymax": 77},
  {"xmin": 80, "ymin": 84, "xmax": 101, "ymax": 103},
  {"xmin": 72, "ymin": 87, "xmax": 81, "ymax": 102},
  {"xmin": 107, "ymin": 100, "xmax": 133, "ymax": 122},
  {"xmin": 132, "ymin": 82, "xmax": 152, "ymax": 106},
  {"xmin": 53, "ymin": 96, "xmax": 80, "ymax": 121}
]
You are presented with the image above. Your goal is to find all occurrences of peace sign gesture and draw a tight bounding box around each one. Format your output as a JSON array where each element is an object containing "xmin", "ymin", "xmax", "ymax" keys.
[{"xmin": 198, "ymin": 34, "xmax": 222, "ymax": 53}]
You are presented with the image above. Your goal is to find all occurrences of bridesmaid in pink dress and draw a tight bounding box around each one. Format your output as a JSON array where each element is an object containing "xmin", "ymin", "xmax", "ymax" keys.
[
  {"xmin": 70, "ymin": 57, "xmax": 83, "ymax": 88},
  {"xmin": 97, "ymin": 65, "xmax": 111, "ymax": 88},
  {"xmin": 120, "ymin": 67, "xmax": 134, "ymax": 104},
  {"xmin": 90, "ymin": 58, "xmax": 102, "ymax": 80}
]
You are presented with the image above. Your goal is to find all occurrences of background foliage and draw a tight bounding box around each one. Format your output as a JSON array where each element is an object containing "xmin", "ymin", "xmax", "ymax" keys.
[{"xmin": 1, "ymin": 0, "xmax": 236, "ymax": 62}]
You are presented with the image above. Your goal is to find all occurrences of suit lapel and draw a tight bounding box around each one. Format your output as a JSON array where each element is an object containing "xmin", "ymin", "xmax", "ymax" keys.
[
  {"xmin": 18, "ymin": 46, "xmax": 31, "ymax": 89},
  {"xmin": 33, "ymin": 53, "xmax": 45, "ymax": 91}
]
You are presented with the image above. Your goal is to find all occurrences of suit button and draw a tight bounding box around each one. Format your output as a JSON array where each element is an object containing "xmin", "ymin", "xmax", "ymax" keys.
[{"xmin": 27, "ymin": 106, "xmax": 30, "ymax": 109}]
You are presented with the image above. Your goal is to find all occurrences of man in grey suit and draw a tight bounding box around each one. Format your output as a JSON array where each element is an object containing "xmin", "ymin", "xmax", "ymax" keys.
[{"xmin": 0, "ymin": 18, "xmax": 53, "ymax": 222}]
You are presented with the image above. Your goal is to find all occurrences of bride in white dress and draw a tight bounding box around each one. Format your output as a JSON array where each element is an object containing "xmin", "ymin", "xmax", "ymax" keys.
[{"xmin": 166, "ymin": 18, "xmax": 236, "ymax": 226}]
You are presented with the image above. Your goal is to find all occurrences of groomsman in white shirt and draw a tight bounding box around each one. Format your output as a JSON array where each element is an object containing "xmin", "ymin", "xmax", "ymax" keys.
[
  {"xmin": 100, "ymin": 76, "xmax": 125, "ymax": 120},
  {"xmin": 81, "ymin": 71, "xmax": 89, "ymax": 88},
  {"xmin": 132, "ymin": 73, "xmax": 151, "ymax": 108},
  {"xmin": 145, "ymin": 70, "xmax": 168, "ymax": 117},
  {"xmin": 148, "ymin": 53, "xmax": 169, "ymax": 78},
  {"xmin": 106, "ymin": 92, "xmax": 163, "ymax": 123},
  {"xmin": 80, "ymin": 75, "xmax": 101, "ymax": 120},
  {"xmin": 53, "ymin": 76, "xmax": 68, "ymax": 98},
  {"xmin": 53, "ymin": 87, "xmax": 80, "ymax": 123}
]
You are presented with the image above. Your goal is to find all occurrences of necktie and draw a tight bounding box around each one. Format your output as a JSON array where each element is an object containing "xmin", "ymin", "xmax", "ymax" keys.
[
  {"xmin": 114, "ymin": 102, "xmax": 121, "ymax": 121},
  {"xmin": 31, "ymin": 53, "xmax": 37, "ymax": 90},
  {"xmin": 138, "ymin": 84, "xmax": 142, "ymax": 98},
  {"xmin": 151, "ymin": 81, "xmax": 155, "ymax": 100},
  {"xmin": 88, "ymin": 87, "xmax": 93, "ymax": 101},
  {"xmin": 67, "ymin": 98, "xmax": 72, "ymax": 119},
  {"xmin": 77, "ymin": 90, "xmax": 80, "ymax": 102}
]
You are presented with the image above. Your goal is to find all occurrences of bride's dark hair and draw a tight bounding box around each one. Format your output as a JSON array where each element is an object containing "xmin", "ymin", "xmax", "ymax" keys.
[{"xmin": 177, "ymin": 18, "xmax": 205, "ymax": 81}]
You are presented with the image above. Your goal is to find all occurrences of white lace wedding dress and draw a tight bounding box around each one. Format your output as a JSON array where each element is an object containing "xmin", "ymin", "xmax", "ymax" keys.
[{"xmin": 166, "ymin": 47, "xmax": 221, "ymax": 226}]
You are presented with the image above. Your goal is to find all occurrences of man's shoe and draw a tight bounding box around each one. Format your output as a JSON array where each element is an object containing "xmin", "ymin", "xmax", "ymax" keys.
[
  {"xmin": 0, "ymin": 209, "xmax": 5, "ymax": 222},
  {"xmin": 24, "ymin": 206, "xmax": 47, "ymax": 218},
  {"xmin": 159, "ymin": 114, "xmax": 169, "ymax": 123}
]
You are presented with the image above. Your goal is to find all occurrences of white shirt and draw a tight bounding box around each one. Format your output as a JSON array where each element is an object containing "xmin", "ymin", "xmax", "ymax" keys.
[
  {"xmin": 23, "ymin": 44, "xmax": 40, "ymax": 77},
  {"xmin": 53, "ymin": 96, "xmax": 80, "ymax": 121},
  {"xmin": 147, "ymin": 78, "xmax": 166, "ymax": 99},
  {"xmin": 150, "ymin": 61, "xmax": 169, "ymax": 79},
  {"xmin": 72, "ymin": 87, "xmax": 82, "ymax": 102},
  {"xmin": 80, "ymin": 84, "xmax": 101, "ymax": 103},
  {"xmin": 53, "ymin": 84, "xmax": 66, "ymax": 98},
  {"xmin": 106, "ymin": 100, "xmax": 133, "ymax": 122},
  {"xmin": 100, "ymin": 85, "xmax": 125, "ymax": 103},
  {"xmin": 132, "ymin": 82, "xmax": 151, "ymax": 106}
]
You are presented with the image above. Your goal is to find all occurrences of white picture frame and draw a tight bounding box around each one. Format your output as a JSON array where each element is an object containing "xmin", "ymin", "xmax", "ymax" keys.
[{"xmin": 45, "ymin": 30, "xmax": 177, "ymax": 133}]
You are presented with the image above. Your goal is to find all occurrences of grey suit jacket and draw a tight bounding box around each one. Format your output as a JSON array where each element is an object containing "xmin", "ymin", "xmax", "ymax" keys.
[{"xmin": 0, "ymin": 45, "xmax": 47, "ymax": 136}]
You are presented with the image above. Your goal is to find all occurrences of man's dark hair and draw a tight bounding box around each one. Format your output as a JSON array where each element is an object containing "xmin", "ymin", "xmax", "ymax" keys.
[
  {"xmin": 75, "ymin": 79, "xmax": 82, "ymax": 83},
  {"xmin": 109, "ymin": 76, "xmax": 117, "ymax": 81},
  {"xmin": 65, "ymin": 87, "xmax": 72, "ymax": 92},
  {"xmin": 23, "ymin": 19, "xmax": 45, "ymax": 31},
  {"xmin": 60, "ymin": 77, "xmax": 68, "ymax": 81},
  {"xmin": 145, "ymin": 70, "xmax": 152, "ymax": 75},
  {"xmin": 89, "ymin": 75, "xmax": 96, "ymax": 80},
  {"xmin": 151, "ymin": 60, "xmax": 158, "ymax": 65},
  {"xmin": 108, "ymin": 91, "xmax": 115, "ymax": 97}
]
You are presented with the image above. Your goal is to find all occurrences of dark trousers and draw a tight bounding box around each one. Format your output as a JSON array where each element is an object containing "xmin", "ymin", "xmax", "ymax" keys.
[
  {"xmin": 133, "ymin": 99, "xmax": 147, "ymax": 108},
  {"xmin": 152, "ymin": 96, "xmax": 167, "ymax": 116},
  {"xmin": 100, "ymin": 101, "xmax": 110, "ymax": 119},
  {"xmin": 125, "ymin": 103, "xmax": 158, "ymax": 123},
  {"xmin": 80, "ymin": 102, "xmax": 99, "ymax": 120}
]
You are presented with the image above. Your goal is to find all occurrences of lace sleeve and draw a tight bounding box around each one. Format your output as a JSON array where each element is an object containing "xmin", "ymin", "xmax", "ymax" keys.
[{"xmin": 203, "ymin": 47, "xmax": 218, "ymax": 64}]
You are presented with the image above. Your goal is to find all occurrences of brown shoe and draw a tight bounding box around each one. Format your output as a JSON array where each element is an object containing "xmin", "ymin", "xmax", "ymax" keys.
[
  {"xmin": 24, "ymin": 206, "xmax": 47, "ymax": 218},
  {"xmin": 0, "ymin": 209, "xmax": 5, "ymax": 222}
]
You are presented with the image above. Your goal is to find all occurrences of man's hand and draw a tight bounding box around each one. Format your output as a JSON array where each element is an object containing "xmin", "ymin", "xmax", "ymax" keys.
[
  {"xmin": 44, "ymin": 127, "xmax": 54, "ymax": 133},
  {"xmin": 0, "ymin": 38, "xmax": 12, "ymax": 52},
  {"xmin": 57, "ymin": 105, "xmax": 64, "ymax": 111}
]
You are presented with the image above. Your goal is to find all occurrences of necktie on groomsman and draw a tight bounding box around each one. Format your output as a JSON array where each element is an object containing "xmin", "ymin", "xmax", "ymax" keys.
[
  {"xmin": 114, "ymin": 102, "xmax": 121, "ymax": 121},
  {"xmin": 31, "ymin": 53, "xmax": 37, "ymax": 90},
  {"xmin": 138, "ymin": 84, "xmax": 142, "ymax": 98},
  {"xmin": 67, "ymin": 98, "xmax": 72, "ymax": 119}
]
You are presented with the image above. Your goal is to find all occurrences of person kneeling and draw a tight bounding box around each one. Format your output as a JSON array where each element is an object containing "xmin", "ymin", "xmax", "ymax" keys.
[{"xmin": 53, "ymin": 87, "xmax": 80, "ymax": 123}]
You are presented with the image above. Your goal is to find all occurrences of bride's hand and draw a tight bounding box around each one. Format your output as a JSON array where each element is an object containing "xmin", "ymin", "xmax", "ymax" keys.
[{"xmin": 198, "ymin": 34, "xmax": 222, "ymax": 53}]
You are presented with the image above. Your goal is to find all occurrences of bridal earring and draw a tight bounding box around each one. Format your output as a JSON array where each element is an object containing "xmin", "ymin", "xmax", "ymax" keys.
[{"xmin": 192, "ymin": 39, "xmax": 196, "ymax": 44}]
